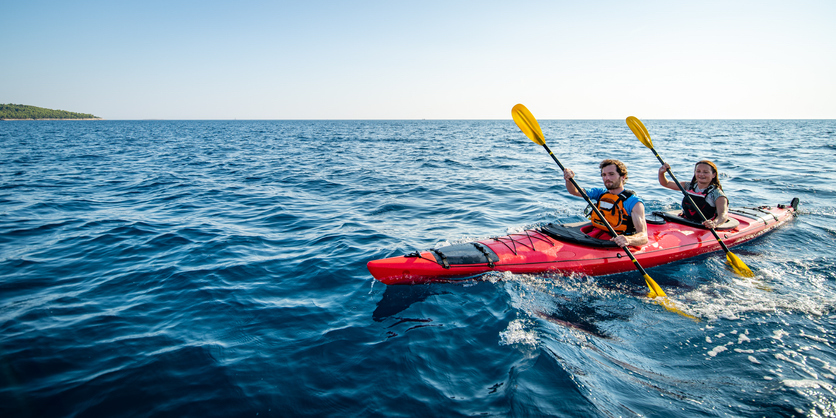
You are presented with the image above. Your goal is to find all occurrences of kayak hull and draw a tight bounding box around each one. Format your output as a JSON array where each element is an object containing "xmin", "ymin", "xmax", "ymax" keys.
[{"xmin": 367, "ymin": 201, "xmax": 798, "ymax": 285}]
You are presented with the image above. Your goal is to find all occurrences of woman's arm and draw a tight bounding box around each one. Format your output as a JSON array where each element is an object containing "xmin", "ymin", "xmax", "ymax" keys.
[
  {"xmin": 658, "ymin": 163, "xmax": 686, "ymax": 191},
  {"xmin": 703, "ymin": 196, "xmax": 729, "ymax": 229}
]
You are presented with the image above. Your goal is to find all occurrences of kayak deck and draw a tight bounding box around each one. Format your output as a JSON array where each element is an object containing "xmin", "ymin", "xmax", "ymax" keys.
[{"xmin": 368, "ymin": 200, "xmax": 799, "ymax": 285}]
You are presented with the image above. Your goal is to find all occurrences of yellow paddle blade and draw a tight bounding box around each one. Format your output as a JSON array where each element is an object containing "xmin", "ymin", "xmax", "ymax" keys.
[
  {"xmin": 726, "ymin": 252, "xmax": 755, "ymax": 278},
  {"xmin": 643, "ymin": 274, "xmax": 667, "ymax": 298},
  {"xmin": 512, "ymin": 104, "xmax": 546, "ymax": 146},
  {"xmin": 656, "ymin": 297, "xmax": 700, "ymax": 321},
  {"xmin": 626, "ymin": 116, "xmax": 653, "ymax": 149},
  {"xmin": 644, "ymin": 276, "xmax": 700, "ymax": 320}
]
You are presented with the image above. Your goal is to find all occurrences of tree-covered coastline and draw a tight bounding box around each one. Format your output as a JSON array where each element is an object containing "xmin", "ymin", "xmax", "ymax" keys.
[{"xmin": 0, "ymin": 104, "xmax": 101, "ymax": 120}]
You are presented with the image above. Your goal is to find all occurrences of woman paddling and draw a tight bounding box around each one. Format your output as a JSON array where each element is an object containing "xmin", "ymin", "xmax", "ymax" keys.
[{"xmin": 658, "ymin": 160, "xmax": 729, "ymax": 229}]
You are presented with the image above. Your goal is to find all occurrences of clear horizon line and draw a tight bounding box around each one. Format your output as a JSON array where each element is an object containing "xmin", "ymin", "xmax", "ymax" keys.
[{"xmin": 30, "ymin": 117, "xmax": 836, "ymax": 121}]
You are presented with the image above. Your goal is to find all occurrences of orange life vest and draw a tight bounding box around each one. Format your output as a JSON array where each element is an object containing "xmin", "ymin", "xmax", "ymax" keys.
[{"xmin": 589, "ymin": 190, "xmax": 636, "ymax": 234}]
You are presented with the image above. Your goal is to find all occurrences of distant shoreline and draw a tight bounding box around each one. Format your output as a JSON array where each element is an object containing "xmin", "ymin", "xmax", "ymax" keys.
[
  {"xmin": 1, "ymin": 104, "xmax": 101, "ymax": 120},
  {"xmin": 1, "ymin": 118, "xmax": 103, "ymax": 121}
]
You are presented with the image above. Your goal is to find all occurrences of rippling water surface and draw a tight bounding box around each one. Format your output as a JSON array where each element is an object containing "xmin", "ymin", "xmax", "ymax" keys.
[{"xmin": 2, "ymin": 119, "xmax": 835, "ymax": 417}]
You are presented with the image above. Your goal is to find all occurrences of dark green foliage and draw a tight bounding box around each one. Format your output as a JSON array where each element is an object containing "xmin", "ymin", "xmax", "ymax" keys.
[{"xmin": 0, "ymin": 104, "xmax": 100, "ymax": 120}]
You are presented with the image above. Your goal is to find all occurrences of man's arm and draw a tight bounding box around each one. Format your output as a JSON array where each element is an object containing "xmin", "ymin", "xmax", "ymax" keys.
[
  {"xmin": 613, "ymin": 202, "xmax": 648, "ymax": 247},
  {"xmin": 563, "ymin": 168, "xmax": 583, "ymax": 197}
]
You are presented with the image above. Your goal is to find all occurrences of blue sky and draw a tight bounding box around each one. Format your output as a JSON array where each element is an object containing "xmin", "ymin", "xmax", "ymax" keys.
[{"xmin": 2, "ymin": 1, "xmax": 834, "ymax": 119}]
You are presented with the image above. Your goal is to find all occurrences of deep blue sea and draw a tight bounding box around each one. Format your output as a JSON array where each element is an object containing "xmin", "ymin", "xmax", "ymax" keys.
[{"xmin": 2, "ymin": 119, "xmax": 835, "ymax": 417}]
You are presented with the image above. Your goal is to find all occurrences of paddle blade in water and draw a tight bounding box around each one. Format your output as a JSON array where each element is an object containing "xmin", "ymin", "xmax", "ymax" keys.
[
  {"xmin": 512, "ymin": 104, "xmax": 546, "ymax": 146},
  {"xmin": 726, "ymin": 252, "xmax": 755, "ymax": 277},
  {"xmin": 657, "ymin": 297, "xmax": 700, "ymax": 321},
  {"xmin": 644, "ymin": 277, "xmax": 700, "ymax": 320},
  {"xmin": 644, "ymin": 274, "xmax": 667, "ymax": 298},
  {"xmin": 626, "ymin": 116, "xmax": 653, "ymax": 149}
]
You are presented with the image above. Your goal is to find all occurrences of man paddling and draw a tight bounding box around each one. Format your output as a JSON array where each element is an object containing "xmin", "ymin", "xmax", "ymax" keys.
[{"xmin": 563, "ymin": 159, "xmax": 648, "ymax": 248}]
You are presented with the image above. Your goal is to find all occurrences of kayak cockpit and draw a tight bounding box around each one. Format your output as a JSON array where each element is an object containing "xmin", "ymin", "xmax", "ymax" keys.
[
  {"xmin": 652, "ymin": 210, "xmax": 740, "ymax": 230},
  {"xmin": 539, "ymin": 222, "xmax": 620, "ymax": 248}
]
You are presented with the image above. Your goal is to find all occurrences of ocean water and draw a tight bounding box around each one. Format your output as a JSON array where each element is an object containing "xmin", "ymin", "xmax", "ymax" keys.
[{"xmin": 1, "ymin": 119, "xmax": 835, "ymax": 417}]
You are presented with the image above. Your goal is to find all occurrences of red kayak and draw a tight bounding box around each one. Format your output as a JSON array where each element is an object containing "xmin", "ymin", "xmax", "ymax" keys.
[{"xmin": 367, "ymin": 199, "xmax": 799, "ymax": 285}]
